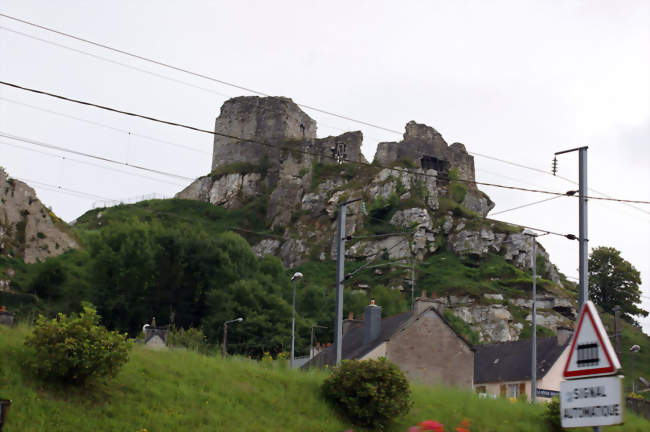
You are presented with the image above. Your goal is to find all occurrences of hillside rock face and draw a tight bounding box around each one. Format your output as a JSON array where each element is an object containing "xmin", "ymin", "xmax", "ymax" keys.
[
  {"xmin": 0, "ymin": 168, "xmax": 77, "ymax": 263},
  {"xmin": 176, "ymin": 96, "xmax": 574, "ymax": 343}
]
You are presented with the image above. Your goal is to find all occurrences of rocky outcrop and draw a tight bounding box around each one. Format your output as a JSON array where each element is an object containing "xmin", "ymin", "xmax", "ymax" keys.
[{"xmin": 0, "ymin": 168, "xmax": 77, "ymax": 263}]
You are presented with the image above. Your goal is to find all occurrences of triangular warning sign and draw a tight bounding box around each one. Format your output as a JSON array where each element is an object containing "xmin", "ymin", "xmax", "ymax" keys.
[{"xmin": 563, "ymin": 301, "xmax": 621, "ymax": 379}]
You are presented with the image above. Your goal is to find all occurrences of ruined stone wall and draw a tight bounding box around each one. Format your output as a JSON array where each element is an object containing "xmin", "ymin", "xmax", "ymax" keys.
[{"xmin": 374, "ymin": 121, "xmax": 476, "ymax": 184}]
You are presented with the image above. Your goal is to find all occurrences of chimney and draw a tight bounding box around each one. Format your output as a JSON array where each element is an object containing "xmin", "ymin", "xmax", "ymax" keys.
[
  {"xmin": 363, "ymin": 299, "xmax": 382, "ymax": 346},
  {"xmin": 557, "ymin": 326, "xmax": 573, "ymax": 346},
  {"xmin": 414, "ymin": 291, "xmax": 445, "ymax": 315},
  {"xmin": 343, "ymin": 311, "xmax": 363, "ymax": 336}
]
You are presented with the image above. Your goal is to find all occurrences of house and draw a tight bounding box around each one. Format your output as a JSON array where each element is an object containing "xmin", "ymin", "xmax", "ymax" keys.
[
  {"xmin": 304, "ymin": 294, "xmax": 475, "ymax": 388},
  {"xmin": 473, "ymin": 327, "xmax": 573, "ymax": 401}
]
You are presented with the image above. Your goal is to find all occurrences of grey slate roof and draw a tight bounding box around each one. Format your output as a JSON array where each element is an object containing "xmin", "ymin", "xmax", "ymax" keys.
[{"xmin": 474, "ymin": 337, "xmax": 569, "ymax": 384}]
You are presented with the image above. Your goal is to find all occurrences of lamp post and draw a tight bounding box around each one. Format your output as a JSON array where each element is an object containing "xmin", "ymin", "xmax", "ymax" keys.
[
  {"xmin": 222, "ymin": 317, "xmax": 243, "ymax": 358},
  {"xmin": 290, "ymin": 272, "xmax": 303, "ymax": 368},
  {"xmin": 630, "ymin": 344, "xmax": 641, "ymax": 393}
]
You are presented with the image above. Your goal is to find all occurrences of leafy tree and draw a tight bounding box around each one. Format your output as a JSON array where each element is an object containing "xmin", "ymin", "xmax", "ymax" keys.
[{"xmin": 588, "ymin": 246, "xmax": 648, "ymax": 324}]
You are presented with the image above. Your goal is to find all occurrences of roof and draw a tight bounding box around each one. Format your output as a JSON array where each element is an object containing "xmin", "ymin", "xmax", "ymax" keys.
[
  {"xmin": 304, "ymin": 306, "xmax": 474, "ymax": 368},
  {"xmin": 474, "ymin": 337, "xmax": 569, "ymax": 384}
]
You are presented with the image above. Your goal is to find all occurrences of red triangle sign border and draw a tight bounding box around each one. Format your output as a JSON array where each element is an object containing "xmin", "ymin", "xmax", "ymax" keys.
[{"xmin": 563, "ymin": 301, "xmax": 620, "ymax": 379}]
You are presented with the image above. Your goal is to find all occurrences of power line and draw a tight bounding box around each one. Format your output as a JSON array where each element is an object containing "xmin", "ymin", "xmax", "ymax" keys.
[
  {"xmin": 490, "ymin": 195, "xmax": 564, "ymax": 216},
  {"xmin": 15, "ymin": 176, "xmax": 117, "ymax": 202},
  {"xmin": 0, "ymin": 130, "xmax": 194, "ymax": 182},
  {"xmin": 4, "ymin": 11, "xmax": 647, "ymax": 214},
  {"xmin": 0, "ymin": 12, "xmax": 402, "ymax": 134},
  {"xmin": 0, "ymin": 96, "xmax": 211, "ymax": 155},
  {"xmin": 2, "ymin": 80, "xmax": 649, "ymax": 206},
  {"xmin": 0, "ymin": 139, "xmax": 187, "ymax": 187}
]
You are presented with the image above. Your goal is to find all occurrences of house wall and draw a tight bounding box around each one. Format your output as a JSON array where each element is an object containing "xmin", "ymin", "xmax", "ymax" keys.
[
  {"xmin": 361, "ymin": 342, "xmax": 387, "ymax": 360},
  {"xmin": 385, "ymin": 310, "xmax": 474, "ymax": 388}
]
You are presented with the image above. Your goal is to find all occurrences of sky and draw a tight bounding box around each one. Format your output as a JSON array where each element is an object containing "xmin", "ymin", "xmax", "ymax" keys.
[{"xmin": 1, "ymin": 1, "xmax": 648, "ymax": 334}]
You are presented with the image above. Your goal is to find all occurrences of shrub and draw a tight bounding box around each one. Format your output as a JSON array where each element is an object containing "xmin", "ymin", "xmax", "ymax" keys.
[
  {"xmin": 321, "ymin": 358, "xmax": 412, "ymax": 430},
  {"xmin": 24, "ymin": 304, "xmax": 131, "ymax": 385},
  {"xmin": 544, "ymin": 397, "xmax": 565, "ymax": 431},
  {"xmin": 168, "ymin": 326, "xmax": 207, "ymax": 352}
]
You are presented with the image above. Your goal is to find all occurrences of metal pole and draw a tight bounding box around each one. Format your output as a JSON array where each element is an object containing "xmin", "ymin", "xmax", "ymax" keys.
[
  {"xmin": 411, "ymin": 237, "xmax": 415, "ymax": 310},
  {"xmin": 291, "ymin": 281, "xmax": 296, "ymax": 369},
  {"xmin": 310, "ymin": 325, "xmax": 315, "ymax": 359},
  {"xmin": 222, "ymin": 323, "xmax": 227, "ymax": 358},
  {"xmin": 335, "ymin": 202, "xmax": 347, "ymax": 366},
  {"xmin": 531, "ymin": 237, "xmax": 537, "ymax": 403},
  {"xmin": 632, "ymin": 354, "xmax": 636, "ymax": 393},
  {"xmin": 578, "ymin": 147, "xmax": 588, "ymax": 310},
  {"xmin": 614, "ymin": 306, "xmax": 621, "ymax": 358}
]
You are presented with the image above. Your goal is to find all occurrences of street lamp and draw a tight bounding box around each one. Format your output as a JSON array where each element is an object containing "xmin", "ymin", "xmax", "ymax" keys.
[
  {"xmin": 290, "ymin": 272, "xmax": 303, "ymax": 368},
  {"xmin": 222, "ymin": 317, "xmax": 243, "ymax": 358},
  {"xmin": 630, "ymin": 344, "xmax": 641, "ymax": 393}
]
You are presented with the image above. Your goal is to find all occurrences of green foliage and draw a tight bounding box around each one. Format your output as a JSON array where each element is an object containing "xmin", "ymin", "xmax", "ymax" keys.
[
  {"xmin": 167, "ymin": 326, "xmax": 207, "ymax": 352},
  {"xmin": 543, "ymin": 397, "xmax": 564, "ymax": 431},
  {"xmin": 448, "ymin": 167, "xmax": 460, "ymax": 181},
  {"xmin": 29, "ymin": 259, "xmax": 66, "ymax": 299},
  {"xmin": 448, "ymin": 181, "xmax": 467, "ymax": 204},
  {"xmin": 24, "ymin": 304, "xmax": 130, "ymax": 385},
  {"xmin": 368, "ymin": 192, "xmax": 400, "ymax": 221},
  {"xmin": 322, "ymin": 358, "xmax": 412, "ymax": 430},
  {"xmin": 589, "ymin": 246, "xmax": 648, "ymax": 324},
  {"xmin": 519, "ymin": 324, "xmax": 556, "ymax": 341},
  {"xmin": 443, "ymin": 309, "xmax": 480, "ymax": 345},
  {"xmin": 209, "ymin": 156, "xmax": 270, "ymax": 180}
]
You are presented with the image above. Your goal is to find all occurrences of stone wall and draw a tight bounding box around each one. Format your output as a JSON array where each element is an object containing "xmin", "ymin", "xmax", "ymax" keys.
[{"xmin": 386, "ymin": 309, "xmax": 474, "ymax": 388}]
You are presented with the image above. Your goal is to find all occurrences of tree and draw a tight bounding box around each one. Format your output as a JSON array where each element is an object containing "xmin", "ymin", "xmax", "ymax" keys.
[{"xmin": 588, "ymin": 246, "xmax": 648, "ymax": 324}]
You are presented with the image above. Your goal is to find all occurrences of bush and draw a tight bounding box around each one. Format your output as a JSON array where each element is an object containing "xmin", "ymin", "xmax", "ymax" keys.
[
  {"xmin": 321, "ymin": 358, "xmax": 412, "ymax": 430},
  {"xmin": 168, "ymin": 326, "xmax": 207, "ymax": 352},
  {"xmin": 24, "ymin": 304, "xmax": 131, "ymax": 385},
  {"xmin": 544, "ymin": 397, "xmax": 565, "ymax": 432}
]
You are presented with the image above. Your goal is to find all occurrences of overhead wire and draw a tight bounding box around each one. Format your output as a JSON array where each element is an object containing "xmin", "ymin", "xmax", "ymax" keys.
[
  {"xmin": 490, "ymin": 195, "xmax": 565, "ymax": 216},
  {"xmin": 0, "ymin": 139, "xmax": 187, "ymax": 187},
  {"xmin": 0, "ymin": 13, "xmax": 403, "ymax": 134},
  {"xmin": 0, "ymin": 81, "xmax": 632, "ymax": 207},
  {"xmin": 0, "ymin": 130, "xmax": 195, "ymax": 182},
  {"xmin": 15, "ymin": 176, "xmax": 118, "ymax": 202},
  {"xmin": 0, "ymin": 96, "xmax": 211, "ymax": 155},
  {"xmin": 3, "ymin": 12, "xmax": 648, "ymax": 216}
]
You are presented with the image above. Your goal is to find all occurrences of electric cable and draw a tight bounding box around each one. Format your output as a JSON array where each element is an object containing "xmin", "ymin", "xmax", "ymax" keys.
[
  {"xmin": 0, "ymin": 130, "xmax": 195, "ymax": 181},
  {"xmin": 15, "ymin": 176, "xmax": 118, "ymax": 202},
  {"xmin": 1, "ymin": 80, "xmax": 648, "ymax": 205},
  {"xmin": 3, "ymin": 11, "xmax": 647, "ymax": 215},
  {"xmin": 490, "ymin": 195, "xmax": 564, "ymax": 216},
  {"xmin": 0, "ymin": 139, "xmax": 187, "ymax": 187},
  {"xmin": 0, "ymin": 96, "xmax": 211, "ymax": 155}
]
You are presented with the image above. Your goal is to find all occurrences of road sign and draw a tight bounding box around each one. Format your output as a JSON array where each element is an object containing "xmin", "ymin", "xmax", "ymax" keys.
[
  {"xmin": 563, "ymin": 301, "xmax": 621, "ymax": 379},
  {"xmin": 537, "ymin": 388, "xmax": 560, "ymax": 398},
  {"xmin": 560, "ymin": 375, "xmax": 624, "ymax": 428}
]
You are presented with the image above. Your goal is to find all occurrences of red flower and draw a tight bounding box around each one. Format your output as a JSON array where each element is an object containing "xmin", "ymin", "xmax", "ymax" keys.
[
  {"xmin": 460, "ymin": 419, "xmax": 471, "ymax": 427},
  {"xmin": 455, "ymin": 428, "xmax": 469, "ymax": 432},
  {"xmin": 418, "ymin": 420, "xmax": 444, "ymax": 432}
]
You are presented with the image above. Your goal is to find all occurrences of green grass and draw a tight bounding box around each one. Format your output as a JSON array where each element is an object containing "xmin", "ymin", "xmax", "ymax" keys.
[{"xmin": 2, "ymin": 325, "xmax": 648, "ymax": 431}]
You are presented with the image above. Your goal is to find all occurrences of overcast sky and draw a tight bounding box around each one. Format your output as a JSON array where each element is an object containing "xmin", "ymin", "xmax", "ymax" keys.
[{"xmin": 1, "ymin": 1, "xmax": 648, "ymax": 333}]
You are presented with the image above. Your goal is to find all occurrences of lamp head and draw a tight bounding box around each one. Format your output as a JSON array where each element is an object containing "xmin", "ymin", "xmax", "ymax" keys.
[
  {"xmin": 291, "ymin": 272, "xmax": 304, "ymax": 281},
  {"xmin": 237, "ymin": 317, "xmax": 244, "ymax": 322},
  {"xmin": 630, "ymin": 344, "xmax": 641, "ymax": 352}
]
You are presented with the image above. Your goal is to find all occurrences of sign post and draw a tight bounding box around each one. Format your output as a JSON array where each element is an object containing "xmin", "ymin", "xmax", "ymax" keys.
[{"xmin": 561, "ymin": 301, "xmax": 623, "ymax": 429}]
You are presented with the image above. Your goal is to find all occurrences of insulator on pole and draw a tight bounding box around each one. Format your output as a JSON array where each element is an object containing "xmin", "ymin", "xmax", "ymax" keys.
[{"xmin": 552, "ymin": 156, "xmax": 558, "ymax": 176}]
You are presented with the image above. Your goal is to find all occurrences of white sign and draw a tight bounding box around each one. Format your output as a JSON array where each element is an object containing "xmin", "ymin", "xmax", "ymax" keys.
[
  {"xmin": 560, "ymin": 375, "xmax": 624, "ymax": 428},
  {"xmin": 563, "ymin": 301, "xmax": 621, "ymax": 379}
]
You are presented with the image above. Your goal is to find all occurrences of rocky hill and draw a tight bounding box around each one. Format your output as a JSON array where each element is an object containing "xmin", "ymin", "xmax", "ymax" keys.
[
  {"xmin": 0, "ymin": 168, "xmax": 77, "ymax": 263},
  {"xmin": 176, "ymin": 96, "xmax": 576, "ymax": 343}
]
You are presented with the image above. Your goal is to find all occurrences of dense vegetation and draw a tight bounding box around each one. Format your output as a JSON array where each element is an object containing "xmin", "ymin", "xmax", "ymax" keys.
[{"xmin": 3, "ymin": 325, "xmax": 649, "ymax": 432}]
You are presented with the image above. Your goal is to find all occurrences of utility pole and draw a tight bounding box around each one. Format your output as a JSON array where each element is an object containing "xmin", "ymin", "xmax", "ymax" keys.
[
  {"xmin": 613, "ymin": 305, "xmax": 621, "ymax": 358},
  {"xmin": 554, "ymin": 146, "xmax": 588, "ymax": 309},
  {"xmin": 334, "ymin": 198, "xmax": 361, "ymax": 366},
  {"xmin": 554, "ymin": 146, "xmax": 591, "ymax": 429},
  {"xmin": 531, "ymin": 234, "xmax": 537, "ymax": 403}
]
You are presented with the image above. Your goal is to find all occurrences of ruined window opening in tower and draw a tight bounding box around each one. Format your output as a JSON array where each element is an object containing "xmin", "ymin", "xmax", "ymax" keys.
[
  {"xmin": 331, "ymin": 141, "xmax": 348, "ymax": 165},
  {"xmin": 420, "ymin": 156, "xmax": 449, "ymax": 174}
]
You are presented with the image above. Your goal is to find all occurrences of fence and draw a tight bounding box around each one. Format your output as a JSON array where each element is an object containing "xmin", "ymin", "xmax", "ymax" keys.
[
  {"xmin": 626, "ymin": 397, "xmax": 650, "ymax": 419},
  {"xmin": 92, "ymin": 193, "xmax": 172, "ymax": 209}
]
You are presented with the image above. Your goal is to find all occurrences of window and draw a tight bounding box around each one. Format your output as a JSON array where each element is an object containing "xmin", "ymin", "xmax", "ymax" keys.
[
  {"xmin": 507, "ymin": 383, "xmax": 519, "ymax": 398},
  {"xmin": 475, "ymin": 386, "xmax": 486, "ymax": 394}
]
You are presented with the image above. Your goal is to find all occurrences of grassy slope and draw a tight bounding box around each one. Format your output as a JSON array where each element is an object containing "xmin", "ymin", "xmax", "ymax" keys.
[{"xmin": 2, "ymin": 326, "xmax": 649, "ymax": 432}]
